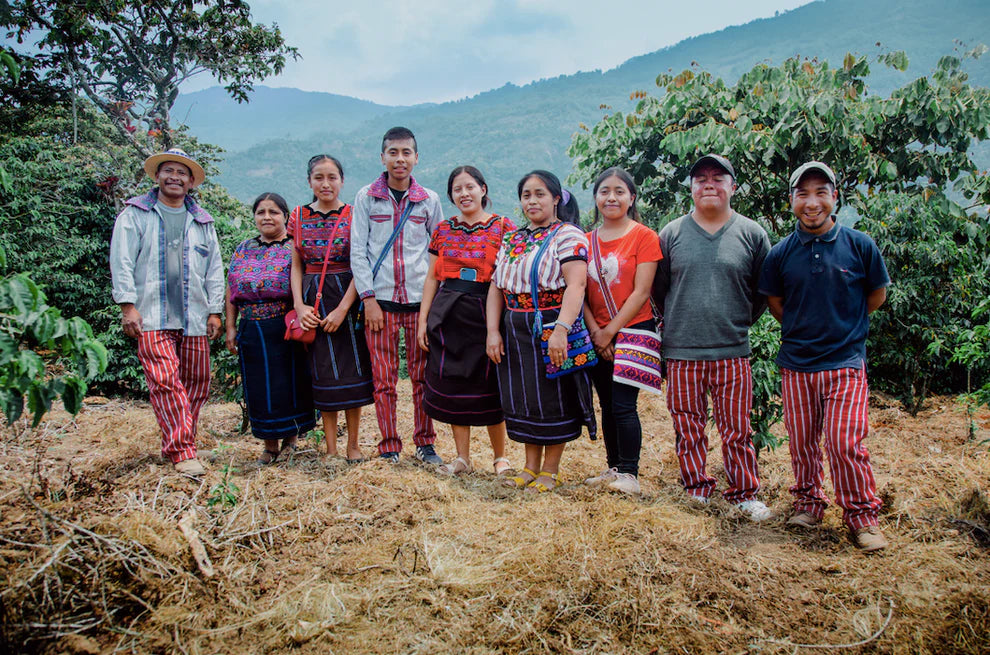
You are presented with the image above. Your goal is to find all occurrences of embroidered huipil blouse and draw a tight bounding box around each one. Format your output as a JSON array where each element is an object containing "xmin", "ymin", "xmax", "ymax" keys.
[
  {"xmin": 428, "ymin": 214, "xmax": 515, "ymax": 282},
  {"xmin": 288, "ymin": 204, "xmax": 353, "ymax": 274},
  {"xmin": 227, "ymin": 237, "xmax": 294, "ymax": 318},
  {"xmin": 492, "ymin": 222, "xmax": 589, "ymax": 296}
]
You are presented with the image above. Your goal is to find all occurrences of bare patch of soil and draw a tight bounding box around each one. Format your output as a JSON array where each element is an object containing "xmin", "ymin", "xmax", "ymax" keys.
[{"xmin": 1, "ymin": 386, "xmax": 987, "ymax": 654}]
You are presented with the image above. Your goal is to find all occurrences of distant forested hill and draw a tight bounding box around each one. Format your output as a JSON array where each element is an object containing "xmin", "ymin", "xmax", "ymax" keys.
[
  {"xmin": 172, "ymin": 86, "xmax": 408, "ymax": 153},
  {"xmin": 178, "ymin": 0, "xmax": 990, "ymax": 214}
]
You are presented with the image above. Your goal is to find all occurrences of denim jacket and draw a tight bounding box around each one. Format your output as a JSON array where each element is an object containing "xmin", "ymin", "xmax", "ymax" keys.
[{"xmin": 109, "ymin": 189, "xmax": 224, "ymax": 336}]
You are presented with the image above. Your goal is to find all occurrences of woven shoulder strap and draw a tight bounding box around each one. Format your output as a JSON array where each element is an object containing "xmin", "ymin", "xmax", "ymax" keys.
[
  {"xmin": 372, "ymin": 202, "xmax": 415, "ymax": 279},
  {"xmin": 528, "ymin": 223, "xmax": 563, "ymax": 337},
  {"xmin": 590, "ymin": 228, "xmax": 619, "ymax": 320}
]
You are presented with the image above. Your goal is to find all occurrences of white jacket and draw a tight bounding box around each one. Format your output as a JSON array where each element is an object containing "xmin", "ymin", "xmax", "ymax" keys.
[{"xmin": 109, "ymin": 189, "xmax": 224, "ymax": 336}]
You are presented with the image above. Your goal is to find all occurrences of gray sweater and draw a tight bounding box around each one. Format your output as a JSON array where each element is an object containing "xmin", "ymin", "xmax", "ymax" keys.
[{"xmin": 653, "ymin": 212, "xmax": 770, "ymax": 360}]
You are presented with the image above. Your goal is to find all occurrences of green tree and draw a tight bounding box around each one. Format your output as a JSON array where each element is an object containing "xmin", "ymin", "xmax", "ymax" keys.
[
  {"xmin": 3, "ymin": 0, "xmax": 297, "ymax": 161},
  {"xmin": 570, "ymin": 48, "xmax": 990, "ymax": 234},
  {"xmin": 569, "ymin": 47, "xmax": 990, "ymax": 419}
]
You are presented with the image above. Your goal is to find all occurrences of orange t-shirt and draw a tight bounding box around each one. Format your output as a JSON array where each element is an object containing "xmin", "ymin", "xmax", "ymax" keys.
[{"xmin": 585, "ymin": 222, "xmax": 663, "ymax": 329}]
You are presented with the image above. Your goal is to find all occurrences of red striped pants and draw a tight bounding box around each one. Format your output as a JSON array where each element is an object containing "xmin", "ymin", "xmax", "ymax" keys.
[
  {"xmin": 136, "ymin": 330, "xmax": 210, "ymax": 464},
  {"xmin": 782, "ymin": 367, "xmax": 880, "ymax": 530},
  {"xmin": 666, "ymin": 358, "xmax": 761, "ymax": 502},
  {"xmin": 365, "ymin": 310, "xmax": 434, "ymax": 454}
]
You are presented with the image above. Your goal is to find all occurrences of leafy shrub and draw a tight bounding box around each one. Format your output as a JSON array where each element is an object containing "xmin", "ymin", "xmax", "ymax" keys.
[
  {"xmin": 858, "ymin": 194, "xmax": 990, "ymax": 414},
  {"xmin": 0, "ymin": 269, "xmax": 108, "ymax": 425},
  {"xmin": 749, "ymin": 313, "xmax": 784, "ymax": 456}
]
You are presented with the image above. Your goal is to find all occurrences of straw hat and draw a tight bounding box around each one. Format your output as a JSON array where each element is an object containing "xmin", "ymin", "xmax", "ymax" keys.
[{"xmin": 143, "ymin": 148, "xmax": 206, "ymax": 188}]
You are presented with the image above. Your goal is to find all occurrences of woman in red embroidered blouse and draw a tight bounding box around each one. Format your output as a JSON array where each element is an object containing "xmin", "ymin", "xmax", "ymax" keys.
[
  {"xmin": 582, "ymin": 167, "xmax": 662, "ymax": 496},
  {"xmin": 289, "ymin": 155, "xmax": 374, "ymax": 462},
  {"xmin": 417, "ymin": 166, "xmax": 514, "ymax": 475}
]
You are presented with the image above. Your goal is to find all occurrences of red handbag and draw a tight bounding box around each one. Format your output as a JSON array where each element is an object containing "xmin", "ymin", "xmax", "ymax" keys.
[
  {"xmin": 283, "ymin": 309, "xmax": 316, "ymax": 343},
  {"xmin": 284, "ymin": 210, "xmax": 344, "ymax": 343}
]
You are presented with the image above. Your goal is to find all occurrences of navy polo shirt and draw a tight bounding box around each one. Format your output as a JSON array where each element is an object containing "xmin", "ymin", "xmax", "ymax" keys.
[{"xmin": 758, "ymin": 219, "xmax": 890, "ymax": 372}]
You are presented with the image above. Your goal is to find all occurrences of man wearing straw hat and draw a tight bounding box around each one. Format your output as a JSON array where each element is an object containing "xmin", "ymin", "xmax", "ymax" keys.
[
  {"xmin": 110, "ymin": 148, "xmax": 224, "ymax": 477},
  {"xmin": 759, "ymin": 161, "xmax": 889, "ymax": 552}
]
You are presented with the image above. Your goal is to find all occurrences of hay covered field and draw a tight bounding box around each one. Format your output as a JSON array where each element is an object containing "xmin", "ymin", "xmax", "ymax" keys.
[{"xmin": 1, "ymin": 382, "xmax": 988, "ymax": 654}]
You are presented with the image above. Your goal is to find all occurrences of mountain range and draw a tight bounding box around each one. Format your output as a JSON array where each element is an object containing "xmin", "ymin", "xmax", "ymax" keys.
[{"xmin": 173, "ymin": 0, "xmax": 990, "ymax": 215}]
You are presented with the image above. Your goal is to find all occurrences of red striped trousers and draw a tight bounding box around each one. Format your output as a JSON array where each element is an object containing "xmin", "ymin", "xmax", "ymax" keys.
[
  {"xmin": 666, "ymin": 358, "xmax": 761, "ymax": 502},
  {"xmin": 136, "ymin": 330, "xmax": 210, "ymax": 464},
  {"xmin": 365, "ymin": 310, "xmax": 434, "ymax": 454},
  {"xmin": 781, "ymin": 367, "xmax": 880, "ymax": 530}
]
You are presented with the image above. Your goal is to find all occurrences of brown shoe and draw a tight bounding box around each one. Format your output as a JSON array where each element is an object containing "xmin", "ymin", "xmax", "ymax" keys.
[
  {"xmin": 174, "ymin": 457, "xmax": 206, "ymax": 477},
  {"xmin": 786, "ymin": 511, "xmax": 821, "ymax": 528},
  {"xmin": 851, "ymin": 525, "xmax": 888, "ymax": 552}
]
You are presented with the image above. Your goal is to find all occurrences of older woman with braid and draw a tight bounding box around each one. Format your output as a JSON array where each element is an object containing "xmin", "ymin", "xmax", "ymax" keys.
[{"xmin": 226, "ymin": 192, "xmax": 316, "ymax": 464}]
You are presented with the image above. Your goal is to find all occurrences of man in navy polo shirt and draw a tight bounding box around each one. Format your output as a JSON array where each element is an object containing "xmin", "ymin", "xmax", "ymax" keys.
[{"xmin": 759, "ymin": 161, "xmax": 890, "ymax": 552}]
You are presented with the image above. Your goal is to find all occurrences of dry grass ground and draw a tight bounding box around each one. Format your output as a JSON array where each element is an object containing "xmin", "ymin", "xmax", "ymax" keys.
[{"xmin": 1, "ymin": 383, "xmax": 988, "ymax": 654}]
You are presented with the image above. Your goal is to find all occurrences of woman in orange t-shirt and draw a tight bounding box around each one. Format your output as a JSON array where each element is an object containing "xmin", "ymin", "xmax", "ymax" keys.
[{"xmin": 582, "ymin": 167, "xmax": 663, "ymax": 495}]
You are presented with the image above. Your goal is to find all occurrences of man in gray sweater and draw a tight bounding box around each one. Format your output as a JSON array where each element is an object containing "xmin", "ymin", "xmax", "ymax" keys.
[{"xmin": 653, "ymin": 154, "xmax": 772, "ymax": 520}]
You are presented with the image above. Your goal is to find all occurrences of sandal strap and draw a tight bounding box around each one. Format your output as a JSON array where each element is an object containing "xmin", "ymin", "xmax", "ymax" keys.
[
  {"xmin": 508, "ymin": 467, "xmax": 539, "ymax": 488},
  {"xmin": 440, "ymin": 456, "xmax": 472, "ymax": 474}
]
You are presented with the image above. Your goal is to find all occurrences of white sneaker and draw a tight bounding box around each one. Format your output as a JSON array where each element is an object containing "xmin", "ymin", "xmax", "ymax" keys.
[
  {"xmin": 584, "ymin": 467, "xmax": 619, "ymax": 486},
  {"xmin": 736, "ymin": 499, "xmax": 774, "ymax": 522},
  {"xmin": 607, "ymin": 472, "xmax": 641, "ymax": 495},
  {"xmin": 687, "ymin": 493, "xmax": 710, "ymax": 505}
]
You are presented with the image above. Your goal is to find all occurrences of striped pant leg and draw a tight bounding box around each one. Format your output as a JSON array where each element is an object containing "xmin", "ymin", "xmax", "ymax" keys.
[
  {"xmin": 666, "ymin": 359, "xmax": 717, "ymax": 498},
  {"xmin": 402, "ymin": 310, "xmax": 435, "ymax": 447},
  {"xmin": 366, "ymin": 310, "xmax": 402, "ymax": 454},
  {"xmin": 177, "ymin": 335, "xmax": 211, "ymax": 435},
  {"xmin": 821, "ymin": 368, "xmax": 881, "ymax": 530},
  {"xmin": 710, "ymin": 357, "xmax": 761, "ymax": 503},
  {"xmin": 782, "ymin": 368, "xmax": 828, "ymax": 518},
  {"xmin": 136, "ymin": 330, "xmax": 197, "ymax": 464}
]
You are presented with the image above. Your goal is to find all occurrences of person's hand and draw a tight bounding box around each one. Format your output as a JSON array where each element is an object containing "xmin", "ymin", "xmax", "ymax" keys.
[
  {"xmin": 592, "ymin": 325, "xmax": 615, "ymax": 351},
  {"xmin": 225, "ymin": 326, "xmax": 238, "ymax": 354},
  {"xmin": 320, "ymin": 307, "xmax": 347, "ymax": 333},
  {"xmin": 364, "ymin": 299, "xmax": 384, "ymax": 333},
  {"xmin": 597, "ymin": 342, "xmax": 615, "ymax": 362},
  {"xmin": 296, "ymin": 304, "xmax": 320, "ymax": 330},
  {"xmin": 206, "ymin": 314, "xmax": 223, "ymax": 340},
  {"xmin": 417, "ymin": 319, "xmax": 429, "ymax": 352},
  {"xmin": 486, "ymin": 330, "xmax": 504, "ymax": 364},
  {"xmin": 547, "ymin": 325, "xmax": 568, "ymax": 367},
  {"xmin": 121, "ymin": 304, "xmax": 144, "ymax": 339}
]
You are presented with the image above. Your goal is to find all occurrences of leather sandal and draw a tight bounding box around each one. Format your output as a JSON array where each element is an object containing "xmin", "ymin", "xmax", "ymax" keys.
[
  {"xmin": 505, "ymin": 467, "xmax": 538, "ymax": 488},
  {"xmin": 526, "ymin": 471, "xmax": 561, "ymax": 494},
  {"xmin": 256, "ymin": 449, "xmax": 279, "ymax": 466},
  {"xmin": 493, "ymin": 457, "xmax": 512, "ymax": 476},
  {"xmin": 438, "ymin": 456, "xmax": 472, "ymax": 475}
]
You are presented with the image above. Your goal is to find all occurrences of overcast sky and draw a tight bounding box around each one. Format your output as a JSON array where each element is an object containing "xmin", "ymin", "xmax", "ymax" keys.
[{"xmin": 215, "ymin": 0, "xmax": 814, "ymax": 106}]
